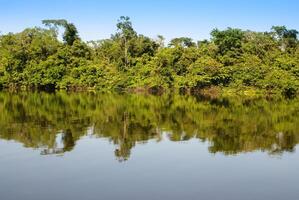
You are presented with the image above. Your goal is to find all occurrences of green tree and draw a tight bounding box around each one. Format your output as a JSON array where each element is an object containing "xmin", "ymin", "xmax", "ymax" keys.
[
  {"xmin": 169, "ymin": 37, "xmax": 196, "ymax": 48},
  {"xmin": 271, "ymin": 26, "xmax": 298, "ymax": 51},
  {"xmin": 42, "ymin": 19, "xmax": 80, "ymax": 45},
  {"xmin": 211, "ymin": 28, "xmax": 244, "ymax": 57},
  {"xmin": 115, "ymin": 16, "xmax": 137, "ymax": 69}
]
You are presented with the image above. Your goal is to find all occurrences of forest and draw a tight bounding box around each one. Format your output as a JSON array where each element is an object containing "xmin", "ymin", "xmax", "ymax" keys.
[{"xmin": 0, "ymin": 17, "xmax": 299, "ymax": 96}]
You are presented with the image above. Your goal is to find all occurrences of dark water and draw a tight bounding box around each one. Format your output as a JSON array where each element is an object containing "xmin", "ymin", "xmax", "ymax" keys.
[{"xmin": 0, "ymin": 92, "xmax": 299, "ymax": 200}]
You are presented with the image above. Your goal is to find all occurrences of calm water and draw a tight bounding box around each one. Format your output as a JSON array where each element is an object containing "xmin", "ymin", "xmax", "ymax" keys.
[{"xmin": 0, "ymin": 92, "xmax": 299, "ymax": 200}]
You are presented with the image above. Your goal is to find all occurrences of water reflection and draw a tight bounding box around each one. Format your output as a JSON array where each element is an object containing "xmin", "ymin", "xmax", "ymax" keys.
[{"xmin": 0, "ymin": 92, "xmax": 298, "ymax": 161}]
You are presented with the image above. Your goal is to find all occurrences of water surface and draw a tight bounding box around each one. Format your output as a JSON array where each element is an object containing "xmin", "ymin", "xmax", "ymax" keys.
[{"xmin": 0, "ymin": 92, "xmax": 298, "ymax": 200}]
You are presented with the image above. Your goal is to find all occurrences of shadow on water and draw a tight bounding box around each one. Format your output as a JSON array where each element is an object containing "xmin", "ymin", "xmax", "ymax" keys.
[{"xmin": 0, "ymin": 91, "xmax": 299, "ymax": 161}]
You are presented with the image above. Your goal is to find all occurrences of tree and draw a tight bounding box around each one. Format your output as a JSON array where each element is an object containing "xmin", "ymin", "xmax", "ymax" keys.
[
  {"xmin": 271, "ymin": 26, "xmax": 298, "ymax": 51},
  {"xmin": 211, "ymin": 28, "xmax": 244, "ymax": 55},
  {"xmin": 115, "ymin": 16, "xmax": 137, "ymax": 69},
  {"xmin": 42, "ymin": 19, "xmax": 80, "ymax": 45},
  {"xmin": 169, "ymin": 37, "xmax": 196, "ymax": 48},
  {"xmin": 0, "ymin": 28, "xmax": 60, "ymax": 87},
  {"xmin": 156, "ymin": 35, "xmax": 165, "ymax": 49}
]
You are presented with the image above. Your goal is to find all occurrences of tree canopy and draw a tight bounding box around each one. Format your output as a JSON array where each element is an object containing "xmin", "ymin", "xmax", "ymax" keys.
[
  {"xmin": 42, "ymin": 19, "xmax": 80, "ymax": 45},
  {"xmin": 0, "ymin": 17, "xmax": 298, "ymax": 96}
]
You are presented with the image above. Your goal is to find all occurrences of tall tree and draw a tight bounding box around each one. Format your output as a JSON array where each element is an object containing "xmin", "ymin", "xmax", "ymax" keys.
[
  {"xmin": 116, "ymin": 16, "xmax": 137, "ymax": 69},
  {"xmin": 271, "ymin": 26, "xmax": 298, "ymax": 51},
  {"xmin": 156, "ymin": 35, "xmax": 165, "ymax": 49},
  {"xmin": 42, "ymin": 19, "xmax": 79, "ymax": 45}
]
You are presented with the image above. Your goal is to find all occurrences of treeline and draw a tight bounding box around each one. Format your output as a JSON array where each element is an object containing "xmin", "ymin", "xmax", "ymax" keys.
[{"xmin": 0, "ymin": 17, "xmax": 299, "ymax": 96}]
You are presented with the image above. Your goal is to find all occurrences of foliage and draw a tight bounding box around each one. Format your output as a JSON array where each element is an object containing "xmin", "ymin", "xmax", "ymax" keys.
[
  {"xmin": 0, "ymin": 17, "xmax": 298, "ymax": 96},
  {"xmin": 42, "ymin": 19, "xmax": 80, "ymax": 45}
]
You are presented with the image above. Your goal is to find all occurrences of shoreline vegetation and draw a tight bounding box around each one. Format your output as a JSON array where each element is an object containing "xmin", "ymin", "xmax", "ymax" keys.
[{"xmin": 0, "ymin": 17, "xmax": 299, "ymax": 97}]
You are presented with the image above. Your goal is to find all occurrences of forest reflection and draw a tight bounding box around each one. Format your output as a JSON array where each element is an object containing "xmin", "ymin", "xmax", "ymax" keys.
[{"xmin": 0, "ymin": 92, "xmax": 299, "ymax": 161}]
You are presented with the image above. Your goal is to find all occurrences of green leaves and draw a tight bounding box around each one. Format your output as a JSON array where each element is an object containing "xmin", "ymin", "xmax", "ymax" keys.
[
  {"xmin": 42, "ymin": 19, "xmax": 80, "ymax": 45},
  {"xmin": 116, "ymin": 16, "xmax": 137, "ymax": 40},
  {"xmin": 211, "ymin": 28, "xmax": 244, "ymax": 56},
  {"xmin": 0, "ymin": 18, "xmax": 298, "ymax": 96}
]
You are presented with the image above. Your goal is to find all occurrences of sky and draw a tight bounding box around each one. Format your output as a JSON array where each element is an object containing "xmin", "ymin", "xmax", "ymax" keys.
[{"xmin": 0, "ymin": 0, "xmax": 298, "ymax": 42}]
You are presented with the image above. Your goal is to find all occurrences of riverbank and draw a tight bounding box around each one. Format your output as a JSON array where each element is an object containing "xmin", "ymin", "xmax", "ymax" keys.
[
  {"xmin": 1, "ymin": 20, "xmax": 299, "ymax": 101},
  {"xmin": 1, "ymin": 85, "xmax": 297, "ymax": 100}
]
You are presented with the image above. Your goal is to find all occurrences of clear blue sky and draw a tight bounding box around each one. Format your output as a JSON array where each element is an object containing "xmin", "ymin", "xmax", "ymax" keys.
[{"xmin": 0, "ymin": 0, "xmax": 298, "ymax": 41}]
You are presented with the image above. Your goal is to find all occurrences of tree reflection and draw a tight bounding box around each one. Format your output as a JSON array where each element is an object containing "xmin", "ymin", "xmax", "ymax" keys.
[{"xmin": 0, "ymin": 92, "xmax": 298, "ymax": 161}]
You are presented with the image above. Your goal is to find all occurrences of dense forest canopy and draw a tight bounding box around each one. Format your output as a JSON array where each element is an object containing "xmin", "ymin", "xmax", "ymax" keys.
[{"xmin": 0, "ymin": 17, "xmax": 298, "ymax": 96}]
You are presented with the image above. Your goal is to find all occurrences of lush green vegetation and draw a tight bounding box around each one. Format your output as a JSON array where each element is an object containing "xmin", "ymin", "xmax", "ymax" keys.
[
  {"xmin": 1, "ymin": 92, "xmax": 299, "ymax": 161},
  {"xmin": 0, "ymin": 17, "xmax": 299, "ymax": 96}
]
